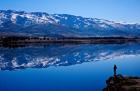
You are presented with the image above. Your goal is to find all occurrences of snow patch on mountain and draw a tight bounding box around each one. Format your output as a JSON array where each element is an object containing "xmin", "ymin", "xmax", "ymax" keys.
[{"xmin": 11, "ymin": 13, "xmax": 18, "ymax": 23}]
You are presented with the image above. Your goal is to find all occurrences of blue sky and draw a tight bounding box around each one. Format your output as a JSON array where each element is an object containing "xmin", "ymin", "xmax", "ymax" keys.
[{"xmin": 0, "ymin": 0, "xmax": 140, "ymax": 23}]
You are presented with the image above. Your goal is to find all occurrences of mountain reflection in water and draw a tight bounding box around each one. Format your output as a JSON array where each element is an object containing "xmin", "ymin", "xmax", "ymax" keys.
[{"xmin": 0, "ymin": 43, "xmax": 140, "ymax": 71}]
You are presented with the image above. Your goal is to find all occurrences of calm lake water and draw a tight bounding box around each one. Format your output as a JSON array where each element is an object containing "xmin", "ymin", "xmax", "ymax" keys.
[{"xmin": 0, "ymin": 43, "xmax": 140, "ymax": 91}]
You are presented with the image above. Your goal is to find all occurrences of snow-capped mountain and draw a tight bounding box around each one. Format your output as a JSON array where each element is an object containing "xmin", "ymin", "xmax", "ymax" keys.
[{"xmin": 0, "ymin": 10, "xmax": 140, "ymax": 37}]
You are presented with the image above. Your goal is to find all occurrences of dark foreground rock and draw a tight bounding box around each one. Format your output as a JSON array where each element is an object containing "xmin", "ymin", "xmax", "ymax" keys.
[{"xmin": 103, "ymin": 74, "xmax": 140, "ymax": 91}]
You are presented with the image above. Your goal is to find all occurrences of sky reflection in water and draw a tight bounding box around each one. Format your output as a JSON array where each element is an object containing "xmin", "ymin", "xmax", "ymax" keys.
[{"xmin": 0, "ymin": 43, "xmax": 140, "ymax": 91}]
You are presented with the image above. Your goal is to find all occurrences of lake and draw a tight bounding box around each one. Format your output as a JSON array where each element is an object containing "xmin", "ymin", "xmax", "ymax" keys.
[{"xmin": 0, "ymin": 43, "xmax": 140, "ymax": 91}]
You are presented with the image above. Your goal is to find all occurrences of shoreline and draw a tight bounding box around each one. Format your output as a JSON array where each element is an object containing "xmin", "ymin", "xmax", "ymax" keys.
[{"xmin": 1, "ymin": 37, "xmax": 140, "ymax": 44}]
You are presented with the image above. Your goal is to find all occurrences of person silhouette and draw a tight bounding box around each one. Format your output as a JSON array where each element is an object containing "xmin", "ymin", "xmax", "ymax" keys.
[{"xmin": 114, "ymin": 64, "xmax": 117, "ymax": 76}]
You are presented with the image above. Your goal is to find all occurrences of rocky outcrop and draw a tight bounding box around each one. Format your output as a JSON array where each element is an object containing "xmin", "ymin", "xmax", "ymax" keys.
[{"xmin": 103, "ymin": 74, "xmax": 140, "ymax": 91}]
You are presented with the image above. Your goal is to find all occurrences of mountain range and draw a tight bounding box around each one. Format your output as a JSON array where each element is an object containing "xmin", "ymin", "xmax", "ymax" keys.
[{"xmin": 0, "ymin": 10, "xmax": 140, "ymax": 37}]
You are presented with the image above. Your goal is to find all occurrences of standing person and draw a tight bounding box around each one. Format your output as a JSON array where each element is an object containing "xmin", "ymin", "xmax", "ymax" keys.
[{"xmin": 114, "ymin": 64, "xmax": 117, "ymax": 76}]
